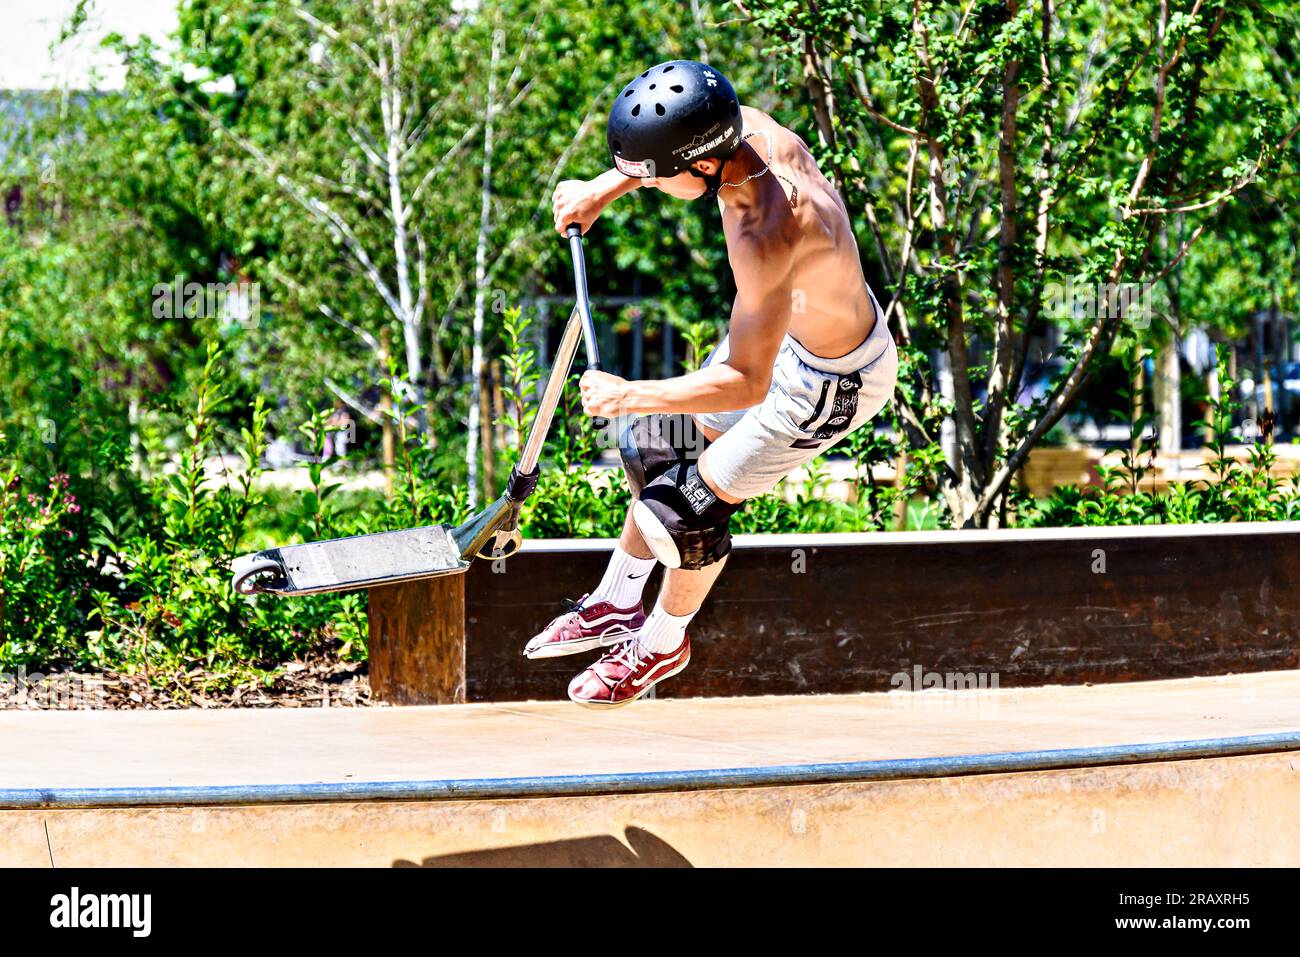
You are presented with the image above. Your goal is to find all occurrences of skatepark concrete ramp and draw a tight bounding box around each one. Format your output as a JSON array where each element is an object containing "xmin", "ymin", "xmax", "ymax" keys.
[{"xmin": 2, "ymin": 672, "xmax": 1299, "ymax": 866}]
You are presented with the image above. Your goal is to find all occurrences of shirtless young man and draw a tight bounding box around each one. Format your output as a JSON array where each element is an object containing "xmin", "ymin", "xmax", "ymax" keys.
[{"xmin": 526, "ymin": 60, "xmax": 897, "ymax": 707}]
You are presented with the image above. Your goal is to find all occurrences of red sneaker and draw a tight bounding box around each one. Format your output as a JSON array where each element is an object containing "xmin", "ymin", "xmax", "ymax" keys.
[
  {"xmin": 567, "ymin": 636, "xmax": 691, "ymax": 708},
  {"xmin": 523, "ymin": 595, "xmax": 646, "ymax": 660}
]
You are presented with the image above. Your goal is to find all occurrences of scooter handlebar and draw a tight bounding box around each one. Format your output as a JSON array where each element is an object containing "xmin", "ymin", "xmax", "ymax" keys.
[{"xmin": 564, "ymin": 224, "xmax": 601, "ymax": 371}]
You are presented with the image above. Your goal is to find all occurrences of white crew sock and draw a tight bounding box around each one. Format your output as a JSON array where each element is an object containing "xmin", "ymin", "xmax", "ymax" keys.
[
  {"xmin": 637, "ymin": 604, "xmax": 695, "ymax": 655},
  {"xmin": 588, "ymin": 546, "xmax": 658, "ymax": 609}
]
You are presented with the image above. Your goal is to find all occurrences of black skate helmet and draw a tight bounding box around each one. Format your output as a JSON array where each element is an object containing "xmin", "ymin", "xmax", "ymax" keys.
[{"xmin": 607, "ymin": 60, "xmax": 742, "ymax": 198}]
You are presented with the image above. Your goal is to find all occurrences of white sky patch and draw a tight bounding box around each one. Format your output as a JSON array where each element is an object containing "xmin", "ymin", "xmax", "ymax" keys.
[{"xmin": 0, "ymin": 0, "xmax": 179, "ymax": 91}]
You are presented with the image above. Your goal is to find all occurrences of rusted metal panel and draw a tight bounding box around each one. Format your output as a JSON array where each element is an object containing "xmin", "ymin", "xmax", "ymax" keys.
[
  {"xmin": 464, "ymin": 527, "xmax": 1300, "ymax": 701},
  {"xmin": 368, "ymin": 574, "xmax": 466, "ymax": 704}
]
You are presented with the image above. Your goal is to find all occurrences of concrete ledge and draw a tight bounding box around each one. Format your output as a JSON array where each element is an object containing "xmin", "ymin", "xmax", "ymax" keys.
[
  {"xmin": 5, "ymin": 672, "xmax": 1300, "ymax": 865},
  {"xmin": 5, "ymin": 670, "xmax": 1294, "ymax": 868},
  {"xmin": 9, "ymin": 751, "xmax": 1295, "ymax": 866},
  {"xmin": 3, "ymin": 730, "xmax": 1298, "ymax": 809}
]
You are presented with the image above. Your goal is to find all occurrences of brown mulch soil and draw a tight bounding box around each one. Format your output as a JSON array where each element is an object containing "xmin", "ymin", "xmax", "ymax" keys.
[{"xmin": 1, "ymin": 651, "xmax": 378, "ymax": 710}]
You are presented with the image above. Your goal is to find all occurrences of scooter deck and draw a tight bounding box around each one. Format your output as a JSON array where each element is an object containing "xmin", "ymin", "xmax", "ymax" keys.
[
  {"xmin": 233, "ymin": 231, "xmax": 601, "ymax": 600},
  {"xmin": 236, "ymin": 524, "xmax": 467, "ymax": 596}
]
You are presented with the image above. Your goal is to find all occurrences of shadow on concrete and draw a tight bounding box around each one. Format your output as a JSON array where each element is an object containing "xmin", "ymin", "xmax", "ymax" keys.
[{"xmin": 393, "ymin": 827, "xmax": 693, "ymax": 867}]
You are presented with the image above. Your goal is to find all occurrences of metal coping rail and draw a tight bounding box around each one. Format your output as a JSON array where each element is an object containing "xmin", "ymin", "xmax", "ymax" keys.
[{"xmin": 3, "ymin": 730, "xmax": 1298, "ymax": 809}]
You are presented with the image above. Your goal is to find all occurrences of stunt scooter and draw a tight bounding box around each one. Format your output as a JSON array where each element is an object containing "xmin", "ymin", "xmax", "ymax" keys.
[{"xmin": 231, "ymin": 226, "xmax": 601, "ymax": 596}]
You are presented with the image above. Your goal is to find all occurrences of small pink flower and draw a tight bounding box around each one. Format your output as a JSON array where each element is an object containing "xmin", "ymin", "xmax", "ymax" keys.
[{"xmin": 68, "ymin": 504, "xmax": 81, "ymax": 514}]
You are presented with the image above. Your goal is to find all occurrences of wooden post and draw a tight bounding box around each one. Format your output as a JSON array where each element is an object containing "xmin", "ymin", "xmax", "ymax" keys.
[{"xmin": 367, "ymin": 575, "xmax": 466, "ymax": 704}]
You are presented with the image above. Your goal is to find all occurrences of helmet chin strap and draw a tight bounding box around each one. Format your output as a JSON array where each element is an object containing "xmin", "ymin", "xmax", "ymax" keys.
[
  {"xmin": 687, "ymin": 166, "xmax": 723, "ymax": 201},
  {"xmin": 686, "ymin": 134, "xmax": 793, "ymax": 207}
]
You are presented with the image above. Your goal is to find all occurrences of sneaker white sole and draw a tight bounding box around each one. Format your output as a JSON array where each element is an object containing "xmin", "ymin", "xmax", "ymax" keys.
[
  {"xmin": 524, "ymin": 626, "xmax": 640, "ymax": 660},
  {"xmin": 567, "ymin": 654, "xmax": 691, "ymax": 709}
]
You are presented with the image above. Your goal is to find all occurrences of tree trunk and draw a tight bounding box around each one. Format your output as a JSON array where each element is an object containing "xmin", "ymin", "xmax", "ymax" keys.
[
  {"xmin": 1131, "ymin": 360, "xmax": 1146, "ymax": 468},
  {"xmin": 491, "ymin": 358, "xmax": 509, "ymax": 455},
  {"xmin": 1157, "ymin": 340, "xmax": 1181, "ymax": 459},
  {"xmin": 663, "ymin": 318, "xmax": 675, "ymax": 378},
  {"xmin": 467, "ymin": 30, "xmax": 503, "ymax": 507},
  {"xmin": 380, "ymin": 328, "xmax": 395, "ymax": 497},
  {"xmin": 1205, "ymin": 348, "xmax": 1218, "ymax": 432},
  {"xmin": 1272, "ymin": 294, "xmax": 1287, "ymax": 436},
  {"xmin": 480, "ymin": 361, "xmax": 496, "ymax": 497},
  {"xmin": 893, "ymin": 447, "xmax": 909, "ymax": 531}
]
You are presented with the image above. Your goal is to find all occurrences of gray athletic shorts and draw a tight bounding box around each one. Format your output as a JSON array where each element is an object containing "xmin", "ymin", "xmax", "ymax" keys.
[{"xmin": 695, "ymin": 287, "xmax": 898, "ymax": 500}]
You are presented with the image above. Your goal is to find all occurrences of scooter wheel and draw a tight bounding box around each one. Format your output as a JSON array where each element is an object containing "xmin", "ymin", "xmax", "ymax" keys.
[
  {"xmin": 232, "ymin": 556, "xmax": 287, "ymax": 595},
  {"xmin": 477, "ymin": 528, "xmax": 523, "ymax": 561}
]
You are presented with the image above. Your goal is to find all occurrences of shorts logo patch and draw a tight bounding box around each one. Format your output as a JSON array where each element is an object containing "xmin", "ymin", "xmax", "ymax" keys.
[{"xmin": 791, "ymin": 371, "xmax": 864, "ymax": 446}]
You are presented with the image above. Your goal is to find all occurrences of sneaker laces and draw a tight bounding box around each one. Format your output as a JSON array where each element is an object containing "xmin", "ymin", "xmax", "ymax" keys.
[
  {"xmin": 545, "ymin": 594, "xmax": 589, "ymax": 628},
  {"xmin": 611, "ymin": 639, "xmax": 651, "ymax": 670}
]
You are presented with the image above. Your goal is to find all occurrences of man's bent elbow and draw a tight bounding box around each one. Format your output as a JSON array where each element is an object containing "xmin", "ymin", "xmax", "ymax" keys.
[{"xmin": 739, "ymin": 375, "xmax": 771, "ymax": 407}]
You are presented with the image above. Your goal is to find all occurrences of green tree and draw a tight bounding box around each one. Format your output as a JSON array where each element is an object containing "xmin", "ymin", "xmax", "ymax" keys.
[{"xmin": 739, "ymin": 0, "xmax": 1299, "ymax": 526}]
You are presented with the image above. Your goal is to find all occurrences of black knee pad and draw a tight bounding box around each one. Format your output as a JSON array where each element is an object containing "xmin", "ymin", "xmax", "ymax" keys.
[
  {"xmin": 633, "ymin": 461, "xmax": 742, "ymax": 570},
  {"xmin": 620, "ymin": 413, "xmax": 711, "ymax": 499}
]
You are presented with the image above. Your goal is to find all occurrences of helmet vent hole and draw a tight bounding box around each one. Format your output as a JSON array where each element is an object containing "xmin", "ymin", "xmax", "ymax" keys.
[
  {"xmin": 641, "ymin": 71, "xmax": 650, "ymax": 78},
  {"xmin": 623, "ymin": 89, "xmax": 634, "ymax": 98},
  {"xmin": 654, "ymin": 102, "xmax": 665, "ymax": 116},
  {"xmin": 670, "ymin": 84, "xmax": 683, "ymax": 93},
  {"xmin": 631, "ymin": 103, "xmax": 640, "ymax": 117},
  {"xmin": 663, "ymin": 65, "xmax": 675, "ymax": 73},
  {"xmin": 649, "ymin": 83, "xmax": 656, "ymax": 90}
]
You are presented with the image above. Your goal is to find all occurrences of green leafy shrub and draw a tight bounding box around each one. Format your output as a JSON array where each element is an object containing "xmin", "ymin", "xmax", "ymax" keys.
[
  {"xmin": 78, "ymin": 345, "xmax": 366, "ymax": 689},
  {"xmin": 1022, "ymin": 347, "xmax": 1300, "ymax": 527},
  {"xmin": 0, "ymin": 463, "xmax": 91, "ymax": 665}
]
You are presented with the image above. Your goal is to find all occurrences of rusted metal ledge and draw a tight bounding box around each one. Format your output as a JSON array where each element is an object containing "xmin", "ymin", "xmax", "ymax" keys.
[{"xmin": 365, "ymin": 522, "xmax": 1300, "ymax": 704}]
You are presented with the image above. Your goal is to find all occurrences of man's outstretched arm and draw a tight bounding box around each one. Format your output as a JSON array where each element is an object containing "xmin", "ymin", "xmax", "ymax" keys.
[{"xmin": 580, "ymin": 227, "xmax": 795, "ymax": 417}]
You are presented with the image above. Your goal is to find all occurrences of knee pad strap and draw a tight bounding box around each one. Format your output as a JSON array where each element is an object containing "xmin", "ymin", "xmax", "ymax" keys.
[{"xmin": 633, "ymin": 462, "xmax": 741, "ymax": 570}]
